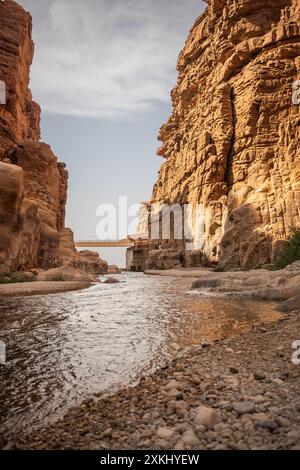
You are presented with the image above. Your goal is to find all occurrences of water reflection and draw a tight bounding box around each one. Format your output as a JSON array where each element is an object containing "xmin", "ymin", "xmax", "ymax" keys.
[{"xmin": 0, "ymin": 272, "xmax": 281, "ymax": 437}]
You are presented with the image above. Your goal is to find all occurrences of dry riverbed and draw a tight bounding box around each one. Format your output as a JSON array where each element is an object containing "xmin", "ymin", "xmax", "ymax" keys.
[{"xmin": 6, "ymin": 309, "xmax": 300, "ymax": 451}]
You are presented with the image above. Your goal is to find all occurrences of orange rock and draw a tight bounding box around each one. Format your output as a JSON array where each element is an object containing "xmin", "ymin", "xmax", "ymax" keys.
[
  {"xmin": 149, "ymin": 0, "xmax": 300, "ymax": 269},
  {"xmin": 0, "ymin": 1, "xmax": 107, "ymax": 274}
]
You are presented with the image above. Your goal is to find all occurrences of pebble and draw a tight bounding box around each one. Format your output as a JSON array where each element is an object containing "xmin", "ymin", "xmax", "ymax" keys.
[
  {"xmin": 199, "ymin": 382, "xmax": 209, "ymax": 393},
  {"xmin": 287, "ymin": 430, "xmax": 300, "ymax": 442},
  {"xmin": 233, "ymin": 401, "xmax": 255, "ymax": 415},
  {"xmin": 174, "ymin": 400, "xmax": 188, "ymax": 416},
  {"xmin": 272, "ymin": 378, "xmax": 284, "ymax": 386},
  {"xmin": 254, "ymin": 373, "xmax": 266, "ymax": 381},
  {"xmin": 164, "ymin": 380, "xmax": 180, "ymax": 391},
  {"xmin": 244, "ymin": 422, "xmax": 254, "ymax": 433},
  {"xmin": 276, "ymin": 416, "xmax": 290, "ymax": 427},
  {"xmin": 193, "ymin": 406, "xmax": 219, "ymax": 429},
  {"xmin": 194, "ymin": 424, "xmax": 206, "ymax": 435},
  {"xmin": 182, "ymin": 430, "xmax": 200, "ymax": 448},
  {"xmin": 191, "ymin": 375, "xmax": 201, "ymax": 386},
  {"xmin": 254, "ymin": 421, "xmax": 278, "ymax": 433},
  {"xmin": 253, "ymin": 395, "xmax": 266, "ymax": 404},
  {"xmin": 168, "ymin": 389, "xmax": 183, "ymax": 399},
  {"xmin": 156, "ymin": 427, "xmax": 174, "ymax": 440},
  {"xmin": 174, "ymin": 440, "xmax": 185, "ymax": 450}
]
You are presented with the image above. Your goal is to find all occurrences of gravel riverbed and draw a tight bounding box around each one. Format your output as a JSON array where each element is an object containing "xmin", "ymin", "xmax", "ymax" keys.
[{"xmin": 7, "ymin": 309, "xmax": 300, "ymax": 451}]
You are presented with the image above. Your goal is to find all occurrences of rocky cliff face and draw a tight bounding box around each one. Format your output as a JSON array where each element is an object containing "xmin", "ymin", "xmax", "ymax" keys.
[
  {"xmin": 0, "ymin": 0, "xmax": 107, "ymax": 274},
  {"xmin": 150, "ymin": 0, "xmax": 300, "ymax": 270}
]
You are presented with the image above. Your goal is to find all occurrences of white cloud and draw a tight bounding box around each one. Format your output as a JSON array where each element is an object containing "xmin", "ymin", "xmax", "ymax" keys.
[{"xmin": 18, "ymin": 0, "xmax": 204, "ymax": 119}]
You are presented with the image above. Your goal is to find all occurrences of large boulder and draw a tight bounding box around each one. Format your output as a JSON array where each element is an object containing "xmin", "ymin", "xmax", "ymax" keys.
[
  {"xmin": 107, "ymin": 265, "xmax": 121, "ymax": 274},
  {"xmin": 276, "ymin": 295, "xmax": 300, "ymax": 313},
  {"xmin": 58, "ymin": 229, "xmax": 108, "ymax": 274},
  {"xmin": 103, "ymin": 277, "xmax": 120, "ymax": 284},
  {"xmin": 280, "ymin": 275, "xmax": 300, "ymax": 299},
  {"xmin": 77, "ymin": 250, "xmax": 108, "ymax": 274}
]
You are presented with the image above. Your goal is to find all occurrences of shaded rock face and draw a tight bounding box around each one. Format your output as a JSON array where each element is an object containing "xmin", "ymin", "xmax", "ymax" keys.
[
  {"xmin": 150, "ymin": 0, "xmax": 300, "ymax": 270},
  {"xmin": 0, "ymin": 1, "xmax": 106, "ymax": 274},
  {"xmin": 58, "ymin": 230, "xmax": 107, "ymax": 274},
  {"xmin": 145, "ymin": 249, "xmax": 183, "ymax": 271},
  {"xmin": 0, "ymin": 0, "xmax": 40, "ymax": 156}
]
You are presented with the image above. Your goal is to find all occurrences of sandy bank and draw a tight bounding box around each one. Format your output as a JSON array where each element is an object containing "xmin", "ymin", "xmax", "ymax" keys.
[
  {"xmin": 9, "ymin": 310, "xmax": 300, "ymax": 450},
  {"xmin": 0, "ymin": 281, "xmax": 92, "ymax": 298}
]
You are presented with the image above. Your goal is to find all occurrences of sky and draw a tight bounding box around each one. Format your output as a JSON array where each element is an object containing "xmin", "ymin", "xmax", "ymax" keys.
[{"xmin": 17, "ymin": 0, "xmax": 205, "ymax": 265}]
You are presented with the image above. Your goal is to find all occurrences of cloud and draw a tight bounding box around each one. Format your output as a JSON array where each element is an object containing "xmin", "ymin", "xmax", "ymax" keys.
[{"xmin": 17, "ymin": 0, "xmax": 204, "ymax": 119}]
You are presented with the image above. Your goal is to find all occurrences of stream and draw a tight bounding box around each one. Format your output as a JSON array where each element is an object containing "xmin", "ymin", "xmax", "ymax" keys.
[{"xmin": 0, "ymin": 272, "xmax": 281, "ymax": 437}]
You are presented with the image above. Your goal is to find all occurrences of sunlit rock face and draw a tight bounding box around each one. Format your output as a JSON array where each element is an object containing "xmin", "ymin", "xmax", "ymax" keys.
[
  {"xmin": 0, "ymin": 1, "xmax": 106, "ymax": 273},
  {"xmin": 150, "ymin": 0, "xmax": 300, "ymax": 269}
]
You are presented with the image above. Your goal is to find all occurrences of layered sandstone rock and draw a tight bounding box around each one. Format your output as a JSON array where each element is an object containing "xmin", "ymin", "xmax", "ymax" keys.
[
  {"xmin": 149, "ymin": 0, "xmax": 300, "ymax": 270},
  {"xmin": 0, "ymin": 0, "xmax": 107, "ymax": 274},
  {"xmin": 191, "ymin": 261, "xmax": 300, "ymax": 303},
  {"xmin": 57, "ymin": 229, "xmax": 107, "ymax": 274},
  {"xmin": 0, "ymin": 0, "xmax": 40, "ymax": 157}
]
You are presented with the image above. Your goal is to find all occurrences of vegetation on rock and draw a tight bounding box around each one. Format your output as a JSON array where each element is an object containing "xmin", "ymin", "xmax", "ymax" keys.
[{"xmin": 273, "ymin": 229, "xmax": 300, "ymax": 270}]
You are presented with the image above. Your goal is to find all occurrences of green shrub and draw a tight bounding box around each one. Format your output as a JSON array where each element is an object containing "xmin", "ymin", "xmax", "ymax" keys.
[
  {"xmin": 214, "ymin": 265, "xmax": 225, "ymax": 272},
  {"xmin": 50, "ymin": 274, "xmax": 65, "ymax": 282},
  {"xmin": 0, "ymin": 272, "xmax": 36, "ymax": 284},
  {"xmin": 273, "ymin": 229, "xmax": 300, "ymax": 270},
  {"xmin": 0, "ymin": 274, "xmax": 13, "ymax": 284}
]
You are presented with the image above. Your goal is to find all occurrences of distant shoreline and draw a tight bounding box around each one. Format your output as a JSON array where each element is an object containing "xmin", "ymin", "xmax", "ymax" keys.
[{"xmin": 144, "ymin": 268, "xmax": 213, "ymax": 277}]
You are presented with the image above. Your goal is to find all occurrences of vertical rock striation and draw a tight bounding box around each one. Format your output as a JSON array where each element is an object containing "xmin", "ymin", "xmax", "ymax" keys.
[
  {"xmin": 150, "ymin": 0, "xmax": 300, "ymax": 269},
  {"xmin": 0, "ymin": 0, "xmax": 107, "ymax": 274}
]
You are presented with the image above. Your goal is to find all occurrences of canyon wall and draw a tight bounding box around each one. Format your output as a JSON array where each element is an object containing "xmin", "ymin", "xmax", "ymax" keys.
[
  {"xmin": 149, "ymin": 0, "xmax": 300, "ymax": 270},
  {"xmin": 0, "ymin": 0, "xmax": 107, "ymax": 274}
]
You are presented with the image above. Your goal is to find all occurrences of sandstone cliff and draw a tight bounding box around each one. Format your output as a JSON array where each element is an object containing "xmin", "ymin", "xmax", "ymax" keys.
[
  {"xmin": 149, "ymin": 0, "xmax": 300, "ymax": 270},
  {"xmin": 0, "ymin": 0, "xmax": 107, "ymax": 274}
]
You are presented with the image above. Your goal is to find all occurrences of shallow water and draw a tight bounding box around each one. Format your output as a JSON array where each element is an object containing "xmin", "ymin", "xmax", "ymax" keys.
[{"xmin": 0, "ymin": 272, "xmax": 281, "ymax": 436}]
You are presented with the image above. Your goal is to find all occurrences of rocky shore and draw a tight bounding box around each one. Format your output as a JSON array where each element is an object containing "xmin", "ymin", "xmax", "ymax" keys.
[
  {"xmin": 6, "ymin": 304, "xmax": 300, "ymax": 451},
  {"xmin": 146, "ymin": 262, "xmax": 300, "ymax": 309}
]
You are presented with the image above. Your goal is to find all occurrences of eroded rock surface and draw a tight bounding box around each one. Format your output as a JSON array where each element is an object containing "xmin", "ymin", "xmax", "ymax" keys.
[
  {"xmin": 0, "ymin": 1, "xmax": 106, "ymax": 274},
  {"xmin": 149, "ymin": 0, "xmax": 300, "ymax": 270},
  {"xmin": 191, "ymin": 261, "xmax": 300, "ymax": 302}
]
